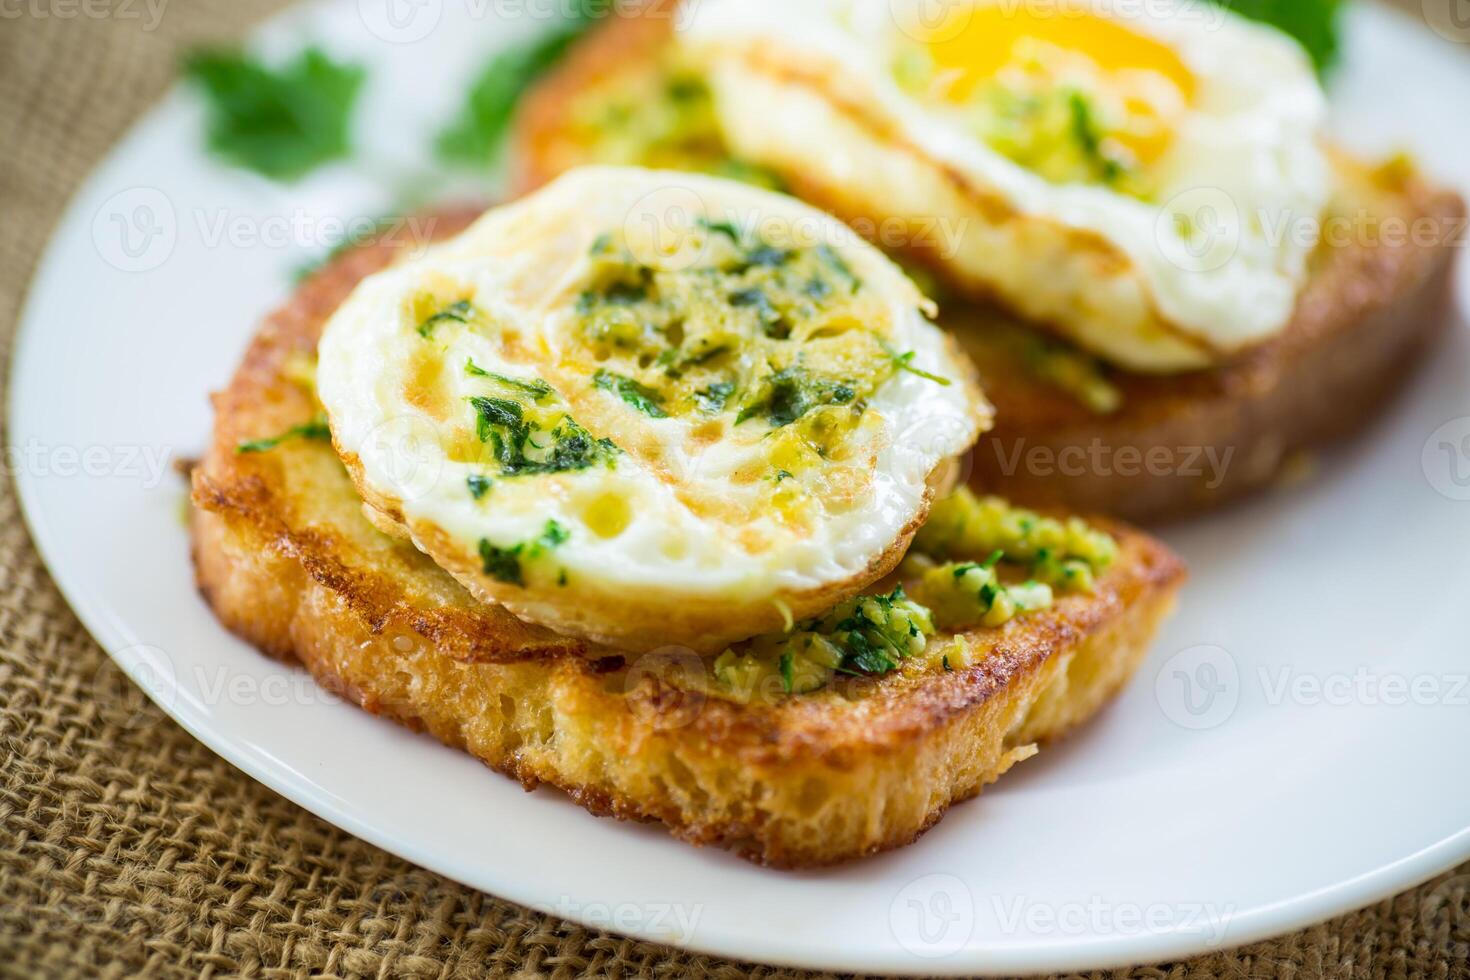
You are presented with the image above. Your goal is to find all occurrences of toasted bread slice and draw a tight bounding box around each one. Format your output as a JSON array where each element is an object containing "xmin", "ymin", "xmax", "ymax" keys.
[
  {"xmin": 508, "ymin": 11, "xmax": 1465, "ymax": 522},
  {"xmin": 190, "ymin": 211, "xmax": 1185, "ymax": 867}
]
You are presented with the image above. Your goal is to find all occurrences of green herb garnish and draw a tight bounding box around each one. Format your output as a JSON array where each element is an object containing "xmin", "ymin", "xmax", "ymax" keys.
[
  {"xmin": 469, "ymin": 396, "xmax": 619, "ymax": 476},
  {"xmin": 466, "ymin": 359, "xmax": 555, "ymax": 400},
  {"xmin": 736, "ymin": 366, "xmax": 857, "ymax": 428},
  {"xmin": 418, "ymin": 300, "xmax": 475, "ymax": 337},
  {"xmin": 694, "ymin": 381, "xmax": 735, "ymax": 414},
  {"xmin": 888, "ymin": 348, "xmax": 952, "ymax": 386},
  {"xmin": 477, "ymin": 519, "xmax": 571, "ymax": 587},
  {"xmin": 593, "ymin": 369, "xmax": 668, "ymax": 418},
  {"xmin": 478, "ymin": 539, "xmax": 525, "ymax": 586},
  {"xmin": 182, "ymin": 46, "xmax": 365, "ymax": 181},
  {"xmin": 236, "ymin": 416, "xmax": 331, "ymax": 454},
  {"xmin": 467, "ymin": 474, "xmax": 492, "ymax": 500},
  {"xmin": 1205, "ymin": 0, "xmax": 1343, "ymax": 73},
  {"xmin": 436, "ymin": 2, "xmax": 603, "ymax": 166}
]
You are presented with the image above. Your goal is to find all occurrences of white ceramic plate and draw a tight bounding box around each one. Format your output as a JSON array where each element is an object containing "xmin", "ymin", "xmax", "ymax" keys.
[{"xmin": 11, "ymin": 1, "xmax": 1470, "ymax": 974}]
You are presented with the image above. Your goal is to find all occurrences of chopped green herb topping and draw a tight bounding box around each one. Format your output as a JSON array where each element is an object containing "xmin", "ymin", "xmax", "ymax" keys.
[
  {"xmin": 466, "ymin": 474, "xmax": 492, "ymax": 500},
  {"xmin": 593, "ymin": 369, "xmax": 668, "ymax": 418},
  {"xmin": 465, "ymin": 359, "xmax": 555, "ymax": 401},
  {"xmin": 735, "ymin": 366, "xmax": 857, "ymax": 428},
  {"xmin": 887, "ymin": 347, "xmax": 952, "ymax": 386},
  {"xmin": 468, "ymin": 396, "xmax": 619, "ymax": 477},
  {"xmin": 694, "ymin": 381, "xmax": 735, "ymax": 414},
  {"xmin": 417, "ymin": 299, "xmax": 475, "ymax": 338},
  {"xmin": 236, "ymin": 416, "xmax": 331, "ymax": 454},
  {"xmin": 478, "ymin": 539, "xmax": 525, "ymax": 586},
  {"xmin": 906, "ymin": 488, "xmax": 1118, "ymax": 629},
  {"xmin": 182, "ymin": 46, "xmax": 365, "ymax": 182},
  {"xmin": 477, "ymin": 519, "xmax": 571, "ymax": 588},
  {"xmin": 713, "ymin": 586, "xmax": 935, "ymax": 698},
  {"xmin": 571, "ymin": 223, "xmax": 892, "ymax": 433}
]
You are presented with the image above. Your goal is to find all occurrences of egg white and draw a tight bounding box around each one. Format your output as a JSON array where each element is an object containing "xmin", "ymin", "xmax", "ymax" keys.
[
  {"xmin": 680, "ymin": 0, "xmax": 1331, "ymax": 371},
  {"xmin": 316, "ymin": 166, "xmax": 988, "ymax": 653}
]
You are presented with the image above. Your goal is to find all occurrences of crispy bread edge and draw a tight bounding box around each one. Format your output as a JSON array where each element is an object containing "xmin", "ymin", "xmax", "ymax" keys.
[{"xmin": 193, "ymin": 495, "xmax": 1182, "ymax": 867}]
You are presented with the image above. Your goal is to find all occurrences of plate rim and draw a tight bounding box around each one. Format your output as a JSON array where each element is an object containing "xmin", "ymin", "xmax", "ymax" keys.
[{"xmin": 8, "ymin": 0, "xmax": 1470, "ymax": 973}]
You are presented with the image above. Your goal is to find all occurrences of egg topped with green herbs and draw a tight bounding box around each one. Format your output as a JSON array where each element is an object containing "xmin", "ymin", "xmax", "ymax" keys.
[{"xmin": 316, "ymin": 167, "xmax": 988, "ymax": 653}]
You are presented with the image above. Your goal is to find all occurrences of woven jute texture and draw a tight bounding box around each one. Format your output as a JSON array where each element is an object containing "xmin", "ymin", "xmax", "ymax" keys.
[{"xmin": 1, "ymin": 2, "xmax": 1468, "ymax": 977}]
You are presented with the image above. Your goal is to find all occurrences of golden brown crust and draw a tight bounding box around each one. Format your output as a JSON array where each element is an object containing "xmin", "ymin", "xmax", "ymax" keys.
[{"xmin": 190, "ymin": 210, "xmax": 1185, "ymax": 867}]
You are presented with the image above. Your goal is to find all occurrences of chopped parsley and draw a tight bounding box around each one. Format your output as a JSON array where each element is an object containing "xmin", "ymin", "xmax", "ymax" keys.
[
  {"xmin": 417, "ymin": 299, "xmax": 475, "ymax": 338},
  {"xmin": 593, "ymin": 369, "xmax": 667, "ymax": 418},
  {"xmin": 477, "ymin": 519, "xmax": 571, "ymax": 587},
  {"xmin": 694, "ymin": 381, "xmax": 735, "ymax": 414},
  {"xmin": 713, "ymin": 586, "xmax": 936, "ymax": 698},
  {"xmin": 469, "ymin": 396, "xmax": 619, "ymax": 477},
  {"xmin": 735, "ymin": 366, "xmax": 857, "ymax": 428},
  {"xmin": 466, "ymin": 474, "xmax": 492, "ymax": 500},
  {"xmin": 478, "ymin": 539, "xmax": 525, "ymax": 586},
  {"xmin": 697, "ymin": 216, "xmax": 741, "ymax": 242},
  {"xmin": 888, "ymin": 348, "xmax": 952, "ymax": 386},
  {"xmin": 465, "ymin": 359, "xmax": 555, "ymax": 401},
  {"xmin": 182, "ymin": 46, "xmax": 365, "ymax": 181},
  {"xmin": 236, "ymin": 416, "xmax": 331, "ymax": 454}
]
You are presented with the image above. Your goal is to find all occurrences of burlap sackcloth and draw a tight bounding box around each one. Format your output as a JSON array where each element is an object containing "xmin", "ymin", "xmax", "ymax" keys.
[{"xmin": 1, "ymin": 2, "xmax": 1467, "ymax": 976}]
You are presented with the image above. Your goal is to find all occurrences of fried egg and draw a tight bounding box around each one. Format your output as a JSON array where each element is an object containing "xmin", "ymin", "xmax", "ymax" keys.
[
  {"xmin": 316, "ymin": 167, "xmax": 989, "ymax": 653},
  {"xmin": 680, "ymin": 0, "xmax": 1331, "ymax": 371}
]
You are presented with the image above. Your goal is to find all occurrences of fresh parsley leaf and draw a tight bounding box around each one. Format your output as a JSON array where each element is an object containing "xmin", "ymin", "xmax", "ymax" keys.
[
  {"xmin": 697, "ymin": 216, "xmax": 741, "ymax": 242},
  {"xmin": 478, "ymin": 520, "xmax": 569, "ymax": 586},
  {"xmin": 694, "ymin": 381, "xmax": 735, "ymax": 414},
  {"xmin": 182, "ymin": 46, "xmax": 365, "ymax": 181},
  {"xmin": 418, "ymin": 299, "xmax": 476, "ymax": 337},
  {"xmin": 236, "ymin": 416, "xmax": 331, "ymax": 454},
  {"xmin": 538, "ymin": 519, "xmax": 570, "ymax": 548},
  {"xmin": 888, "ymin": 348, "xmax": 952, "ymax": 386},
  {"xmin": 436, "ymin": 3, "xmax": 601, "ymax": 166},
  {"xmin": 478, "ymin": 539, "xmax": 524, "ymax": 586},
  {"xmin": 593, "ymin": 369, "xmax": 667, "ymax": 418},
  {"xmin": 465, "ymin": 361, "xmax": 555, "ymax": 401},
  {"xmin": 1204, "ymin": 0, "xmax": 1344, "ymax": 73}
]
